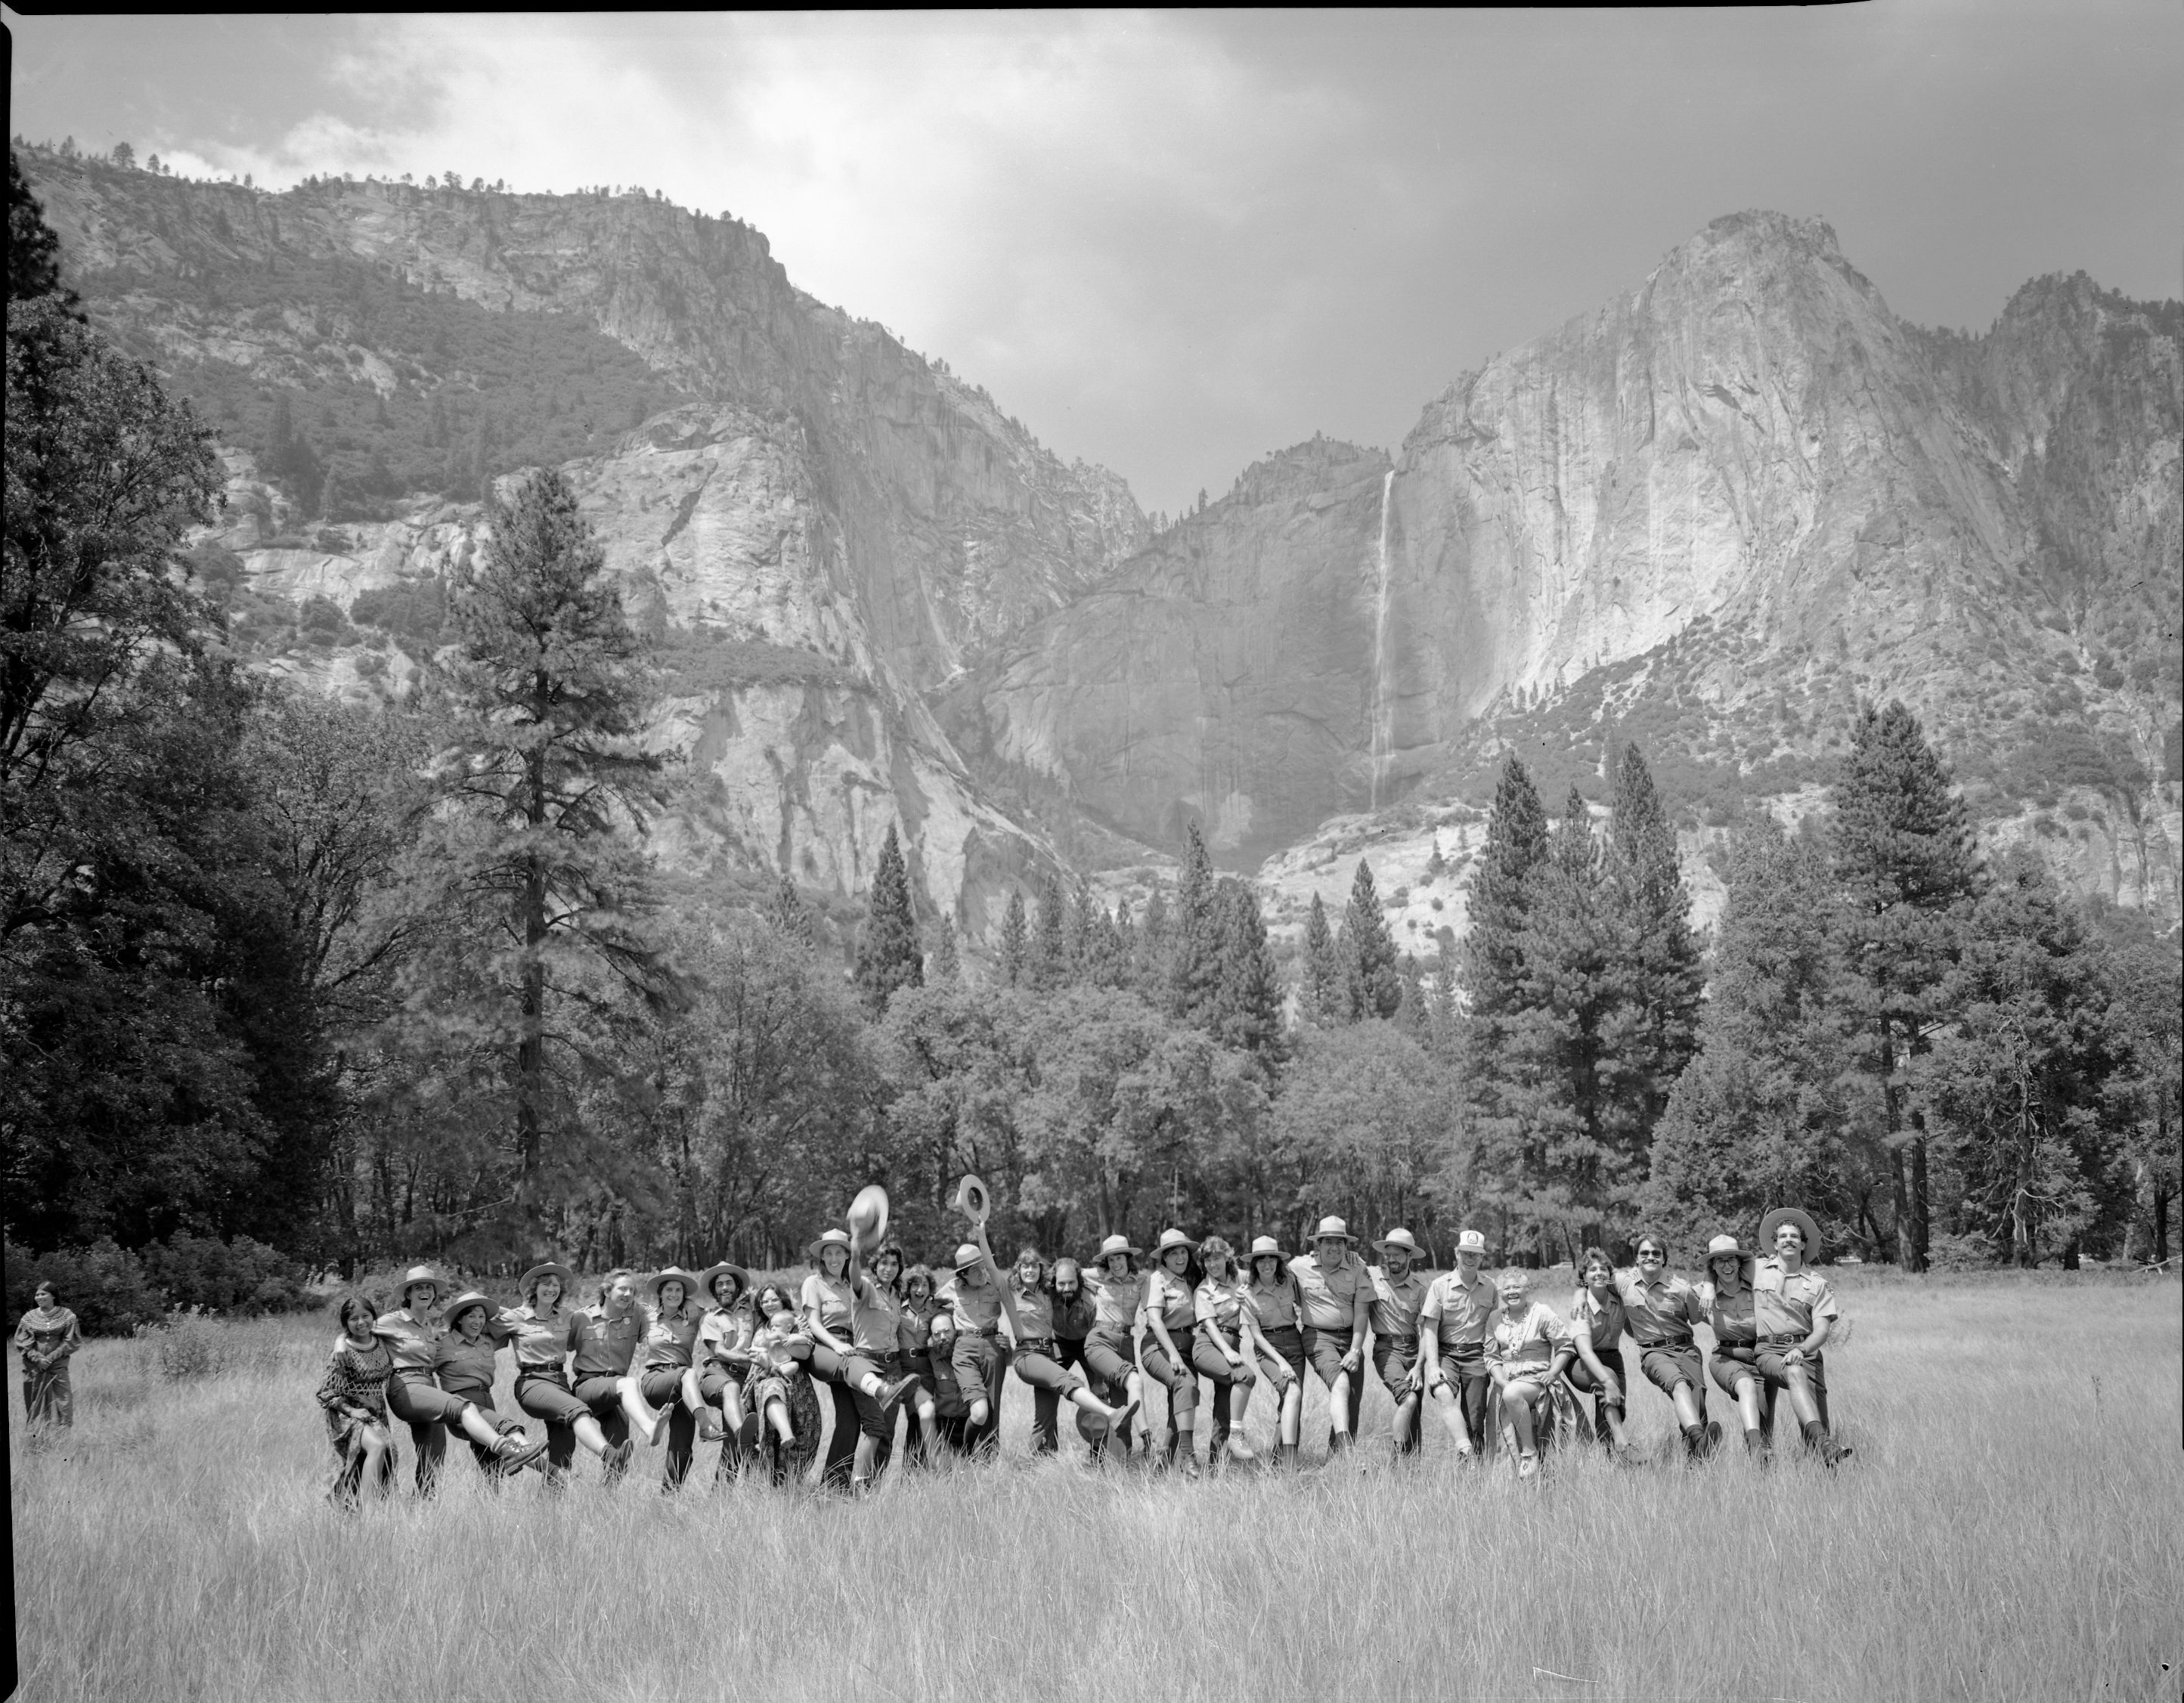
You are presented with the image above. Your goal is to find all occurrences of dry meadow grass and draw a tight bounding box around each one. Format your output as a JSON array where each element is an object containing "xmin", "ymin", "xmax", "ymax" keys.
[{"xmin": 10, "ymin": 1271, "xmax": 2180, "ymax": 1702}]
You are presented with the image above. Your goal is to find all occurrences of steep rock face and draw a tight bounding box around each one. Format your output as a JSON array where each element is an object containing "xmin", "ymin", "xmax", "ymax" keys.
[
  {"xmin": 26, "ymin": 150, "xmax": 1150, "ymax": 936},
  {"xmin": 943, "ymin": 439, "xmax": 1392, "ymax": 863},
  {"xmin": 958, "ymin": 212, "xmax": 2180, "ymax": 909}
]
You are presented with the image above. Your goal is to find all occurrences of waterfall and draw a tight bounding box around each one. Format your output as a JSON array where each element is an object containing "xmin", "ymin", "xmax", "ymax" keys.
[{"xmin": 1369, "ymin": 468, "xmax": 1394, "ymax": 810}]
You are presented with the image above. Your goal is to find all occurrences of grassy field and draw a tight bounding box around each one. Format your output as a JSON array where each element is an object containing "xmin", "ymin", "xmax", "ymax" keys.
[{"xmin": 10, "ymin": 1271, "xmax": 2180, "ymax": 1703}]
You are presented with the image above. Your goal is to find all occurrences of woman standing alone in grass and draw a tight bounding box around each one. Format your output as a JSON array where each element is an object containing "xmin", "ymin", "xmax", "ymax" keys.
[
  {"xmin": 14, "ymin": 1280, "xmax": 79, "ymax": 1432},
  {"xmin": 1699, "ymin": 1235, "xmax": 1768, "ymax": 1459},
  {"xmin": 317, "ymin": 1294, "xmax": 398, "ymax": 1509},
  {"xmin": 1245, "ymin": 1237, "xmax": 1306, "ymax": 1463},
  {"xmin": 501, "ymin": 1263, "xmax": 634, "ymax": 1483}
]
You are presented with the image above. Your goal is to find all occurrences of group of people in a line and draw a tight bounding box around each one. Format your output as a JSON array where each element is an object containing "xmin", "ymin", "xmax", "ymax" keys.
[{"xmin": 300, "ymin": 1203, "xmax": 1850, "ymax": 1507}]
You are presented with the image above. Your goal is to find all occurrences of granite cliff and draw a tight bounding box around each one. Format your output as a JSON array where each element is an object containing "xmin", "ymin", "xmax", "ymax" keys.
[
  {"xmin": 23, "ymin": 148, "xmax": 1151, "ymax": 937},
  {"xmin": 953, "ymin": 213, "xmax": 2180, "ymax": 908}
]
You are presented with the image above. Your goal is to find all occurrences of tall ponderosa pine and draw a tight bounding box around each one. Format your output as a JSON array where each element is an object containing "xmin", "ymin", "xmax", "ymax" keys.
[
  {"xmin": 1832, "ymin": 701, "xmax": 1981, "ymax": 1271},
  {"xmin": 997, "ymin": 890, "xmax": 1029, "ymax": 988},
  {"xmin": 1498, "ymin": 788, "xmax": 1616, "ymax": 1254},
  {"xmin": 928, "ymin": 917, "xmax": 961, "ymax": 983},
  {"xmin": 853, "ymin": 824, "xmax": 923, "ymax": 1017},
  {"xmin": 1300, "ymin": 893, "xmax": 1343, "ymax": 1026},
  {"xmin": 1603, "ymin": 745, "xmax": 1702, "ymax": 1148},
  {"xmin": 1029, "ymin": 874, "xmax": 1067, "ymax": 992},
  {"xmin": 1922, "ymin": 850, "xmax": 2121, "ymax": 1267},
  {"xmin": 1340, "ymin": 857, "xmax": 1401, "ymax": 1020},
  {"xmin": 1461, "ymin": 756, "xmax": 1550, "ymax": 1022},
  {"xmin": 1644, "ymin": 816, "xmax": 1857, "ymax": 1249},
  {"xmin": 390, "ymin": 467, "xmax": 672, "ymax": 1241},
  {"xmin": 1167, "ymin": 822, "xmax": 1222, "ymax": 1021},
  {"xmin": 1208, "ymin": 877, "xmax": 1284, "ymax": 1063}
]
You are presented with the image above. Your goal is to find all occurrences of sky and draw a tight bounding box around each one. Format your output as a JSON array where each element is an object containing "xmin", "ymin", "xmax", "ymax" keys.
[{"xmin": 8, "ymin": 7, "xmax": 2181, "ymax": 517}]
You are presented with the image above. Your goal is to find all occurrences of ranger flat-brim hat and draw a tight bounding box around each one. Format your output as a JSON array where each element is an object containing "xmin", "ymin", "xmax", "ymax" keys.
[
  {"xmin": 847, "ymin": 1184, "xmax": 891, "ymax": 1253},
  {"xmin": 1759, "ymin": 1206, "xmax": 1824, "ymax": 1260},
  {"xmin": 807, "ymin": 1228, "xmax": 856, "ymax": 1265},
  {"xmin": 1092, "ymin": 1234, "xmax": 1142, "ymax": 1267},
  {"xmin": 697, "ymin": 1262, "xmax": 753, "ymax": 1304},
  {"xmin": 645, "ymin": 1266, "xmax": 703, "ymax": 1305},
  {"xmin": 1375, "ymin": 1228, "xmax": 1425, "ymax": 1263},
  {"xmin": 394, "ymin": 1265, "xmax": 447, "ymax": 1302},
  {"xmin": 1311, "ymin": 1216, "xmax": 1357, "ymax": 1244},
  {"xmin": 1704, "ymin": 1234, "xmax": 1749, "ymax": 1268},
  {"xmin": 1149, "ymin": 1228, "xmax": 1194, "ymax": 1262},
  {"xmin": 952, "ymin": 1242, "xmax": 985, "ymax": 1273},
  {"xmin": 441, "ymin": 1290, "xmax": 494, "ymax": 1327},
  {"xmin": 519, "ymin": 1262, "xmax": 575, "ymax": 1301},
  {"xmin": 1246, "ymin": 1235, "xmax": 1287, "ymax": 1270}
]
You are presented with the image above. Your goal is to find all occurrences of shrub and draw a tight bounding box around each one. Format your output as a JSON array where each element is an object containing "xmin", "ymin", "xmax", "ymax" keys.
[
  {"xmin": 3, "ymin": 1236, "xmax": 165, "ymax": 1336},
  {"xmin": 141, "ymin": 1232, "xmax": 311, "ymax": 1314},
  {"xmin": 1928, "ymin": 1231, "xmax": 2000, "ymax": 1272}
]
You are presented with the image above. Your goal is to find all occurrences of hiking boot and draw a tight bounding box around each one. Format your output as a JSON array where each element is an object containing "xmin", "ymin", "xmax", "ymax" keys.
[
  {"xmin": 494, "ymin": 1431, "xmax": 549, "ymax": 1472},
  {"xmin": 1176, "ymin": 1444, "xmax": 1202, "ymax": 1480}
]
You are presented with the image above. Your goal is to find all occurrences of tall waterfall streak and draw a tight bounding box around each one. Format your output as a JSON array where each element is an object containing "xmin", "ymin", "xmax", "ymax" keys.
[{"xmin": 1370, "ymin": 469, "xmax": 1395, "ymax": 810}]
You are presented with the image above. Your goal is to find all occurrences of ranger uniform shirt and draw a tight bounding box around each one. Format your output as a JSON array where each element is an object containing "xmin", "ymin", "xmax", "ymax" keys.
[
  {"xmin": 1612, "ymin": 1269, "xmax": 1705, "ymax": 1349},
  {"xmin": 1288, "ymin": 1252, "xmax": 1370, "ymax": 1333},
  {"xmin": 1752, "ymin": 1259, "xmax": 1840, "ymax": 1341},
  {"xmin": 1419, "ymin": 1268, "xmax": 1497, "ymax": 1350},
  {"xmin": 1365, "ymin": 1265, "xmax": 1429, "ymax": 1340}
]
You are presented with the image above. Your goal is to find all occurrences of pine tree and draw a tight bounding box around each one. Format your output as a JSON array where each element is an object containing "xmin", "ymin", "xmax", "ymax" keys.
[
  {"xmin": 1300, "ymin": 893, "xmax": 1343, "ymax": 1026},
  {"xmin": 1643, "ymin": 816, "xmax": 1856, "ymax": 1249},
  {"xmin": 1135, "ymin": 890, "xmax": 1171, "ymax": 995},
  {"xmin": 390, "ymin": 466, "xmax": 671, "ymax": 1238},
  {"xmin": 1167, "ymin": 822, "xmax": 1222, "ymax": 1021},
  {"xmin": 1030, "ymin": 874, "xmax": 1067, "ymax": 992},
  {"xmin": 1461, "ymin": 756, "xmax": 1550, "ymax": 1022},
  {"xmin": 1111, "ymin": 897, "xmax": 1138, "ymax": 986},
  {"xmin": 853, "ymin": 823, "xmax": 923, "ymax": 1017},
  {"xmin": 1342, "ymin": 856, "xmax": 1401, "ymax": 1020},
  {"xmin": 1209, "ymin": 878, "xmax": 1284, "ymax": 1062},
  {"xmin": 1832, "ymin": 701, "xmax": 1981, "ymax": 1271},
  {"xmin": 928, "ymin": 917, "xmax": 962, "ymax": 983},
  {"xmin": 1426, "ymin": 949, "xmax": 1461, "ymax": 1061},
  {"xmin": 998, "ymin": 890, "xmax": 1029, "ymax": 988},
  {"xmin": 1498, "ymin": 788, "xmax": 1616, "ymax": 1252},
  {"xmin": 1603, "ymin": 744, "xmax": 1702, "ymax": 1154},
  {"xmin": 1393, "ymin": 953, "xmax": 1428, "ymax": 1039},
  {"xmin": 767, "ymin": 872, "xmax": 813, "ymax": 947}
]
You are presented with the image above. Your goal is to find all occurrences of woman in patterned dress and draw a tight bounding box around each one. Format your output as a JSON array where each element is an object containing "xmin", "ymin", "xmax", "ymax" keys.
[
  {"xmin": 316, "ymin": 1294, "xmax": 399, "ymax": 1509},
  {"xmin": 1485, "ymin": 1268, "xmax": 1576, "ymax": 1479},
  {"xmin": 14, "ymin": 1280, "xmax": 80, "ymax": 1430}
]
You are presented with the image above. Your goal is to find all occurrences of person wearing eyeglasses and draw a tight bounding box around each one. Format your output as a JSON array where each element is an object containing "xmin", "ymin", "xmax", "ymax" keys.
[
  {"xmin": 1615, "ymin": 1234, "xmax": 1718, "ymax": 1461},
  {"xmin": 1753, "ymin": 1207, "xmax": 1852, "ymax": 1467}
]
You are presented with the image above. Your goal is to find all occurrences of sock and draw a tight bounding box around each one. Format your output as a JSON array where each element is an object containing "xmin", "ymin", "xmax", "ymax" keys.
[{"xmin": 1744, "ymin": 1427, "xmax": 1766, "ymax": 1453}]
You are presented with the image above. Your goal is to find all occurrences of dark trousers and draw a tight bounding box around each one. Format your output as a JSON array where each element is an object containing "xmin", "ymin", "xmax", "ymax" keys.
[
  {"xmin": 1435, "ymin": 1347, "xmax": 1493, "ymax": 1451},
  {"xmin": 637, "ymin": 1367, "xmax": 699, "ymax": 1490},
  {"xmin": 1030, "ymin": 1338, "xmax": 1092, "ymax": 1454},
  {"xmin": 1303, "ymin": 1327, "xmax": 1368, "ymax": 1442},
  {"xmin": 385, "ymin": 1373, "xmax": 463, "ymax": 1495}
]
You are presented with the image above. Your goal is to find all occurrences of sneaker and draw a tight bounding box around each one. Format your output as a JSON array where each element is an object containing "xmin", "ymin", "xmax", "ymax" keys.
[
  {"xmin": 1516, "ymin": 1453, "xmax": 1539, "ymax": 1480},
  {"xmin": 1224, "ymin": 1437, "xmax": 1258, "ymax": 1464}
]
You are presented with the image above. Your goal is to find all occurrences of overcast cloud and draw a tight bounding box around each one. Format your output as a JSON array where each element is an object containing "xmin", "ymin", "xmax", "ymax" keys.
[{"xmin": 9, "ymin": 7, "xmax": 2180, "ymax": 516}]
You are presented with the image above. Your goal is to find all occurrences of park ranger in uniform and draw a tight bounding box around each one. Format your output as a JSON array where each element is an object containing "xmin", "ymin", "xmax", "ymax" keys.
[
  {"xmin": 1290, "ymin": 1217, "xmax": 1373, "ymax": 1454},
  {"xmin": 1365, "ymin": 1228, "xmax": 1431, "ymax": 1457},
  {"xmin": 1421, "ymin": 1228, "xmax": 1497, "ymax": 1457},
  {"xmin": 1754, "ymin": 1206, "xmax": 1851, "ymax": 1467}
]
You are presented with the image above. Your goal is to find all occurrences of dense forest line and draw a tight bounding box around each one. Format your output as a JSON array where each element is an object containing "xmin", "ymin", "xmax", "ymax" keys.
[{"xmin": 6, "ymin": 153, "xmax": 2178, "ymax": 1332}]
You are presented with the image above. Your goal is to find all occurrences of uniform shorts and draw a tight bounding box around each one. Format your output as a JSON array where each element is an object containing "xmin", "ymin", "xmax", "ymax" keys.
[
  {"xmin": 1302, "ymin": 1326, "xmax": 1358, "ymax": 1389},
  {"xmin": 515, "ymin": 1370, "xmax": 593, "ymax": 1427},
  {"xmin": 1640, "ymin": 1345, "xmax": 1703, "ymax": 1398},
  {"xmin": 1756, "ymin": 1346, "xmax": 1827, "ymax": 1395},
  {"xmin": 1709, "ymin": 1346, "xmax": 1761, "ymax": 1398}
]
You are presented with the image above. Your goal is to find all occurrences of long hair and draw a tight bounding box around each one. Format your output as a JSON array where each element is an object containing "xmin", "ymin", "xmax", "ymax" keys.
[
  {"xmin": 902, "ymin": 1264, "xmax": 938, "ymax": 1308},
  {"xmin": 1010, "ymin": 1246, "xmax": 1050, "ymax": 1294},
  {"xmin": 868, "ymin": 1243, "xmax": 909, "ymax": 1297},
  {"xmin": 1197, "ymin": 1237, "xmax": 1240, "ymax": 1283}
]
